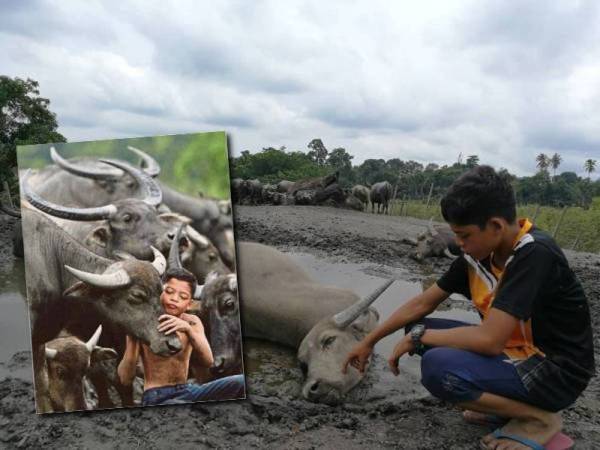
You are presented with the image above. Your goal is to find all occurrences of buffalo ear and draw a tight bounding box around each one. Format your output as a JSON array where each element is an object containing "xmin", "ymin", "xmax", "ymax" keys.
[
  {"xmin": 349, "ymin": 308, "xmax": 379, "ymax": 336},
  {"xmin": 88, "ymin": 226, "xmax": 111, "ymax": 249},
  {"xmin": 90, "ymin": 346, "xmax": 118, "ymax": 364},
  {"xmin": 63, "ymin": 281, "xmax": 91, "ymax": 299}
]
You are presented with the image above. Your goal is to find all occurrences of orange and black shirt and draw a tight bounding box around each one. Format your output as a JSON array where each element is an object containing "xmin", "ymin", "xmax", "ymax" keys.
[{"xmin": 437, "ymin": 219, "xmax": 594, "ymax": 410}]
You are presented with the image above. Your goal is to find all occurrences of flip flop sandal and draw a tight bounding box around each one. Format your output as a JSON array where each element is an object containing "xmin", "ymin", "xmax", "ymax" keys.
[{"xmin": 481, "ymin": 429, "xmax": 574, "ymax": 450}]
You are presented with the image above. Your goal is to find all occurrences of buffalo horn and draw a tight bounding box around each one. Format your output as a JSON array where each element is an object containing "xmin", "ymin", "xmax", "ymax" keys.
[
  {"xmin": 65, "ymin": 265, "xmax": 131, "ymax": 289},
  {"xmin": 185, "ymin": 225, "xmax": 210, "ymax": 249},
  {"xmin": 151, "ymin": 246, "xmax": 167, "ymax": 275},
  {"xmin": 22, "ymin": 170, "xmax": 118, "ymax": 221},
  {"xmin": 99, "ymin": 159, "xmax": 162, "ymax": 206},
  {"xmin": 50, "ymin": 146, "xmax": 122, "ymax": 179},
  {"xmin": 127, "ymin": 146, "xmax": 161, "ymax": 177},
  {"xmin": 85, "ymin": 325, "xmax": 103, "ymax": 352},
  {"xmin": 194, "ymin": 284, "xmax": 204, "ymax": 300},
  {"xmin": 45, "ymin": 347, "xmax": 58, "ymax": 360},
  {"xmin": 0, "ymin": 199, "xmax": 20, "ymax": 218},
  {"xmin": 444, "ymin": 248, "xmax": 458, "ymax": 260},
  {"xmin": 332, "ymin": 279, "xmax": 394, "ymax": 329},
  {"xmin": 168, "ymin": 224, "xmax": 184, "ymax": 269},
  {"xmin": 427, "ymin": 217, "xmax": 439, "ymax": 236}
]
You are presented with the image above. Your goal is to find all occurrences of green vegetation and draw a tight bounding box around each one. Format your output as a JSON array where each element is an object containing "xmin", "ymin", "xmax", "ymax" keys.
[
  {"xmin": 1, "ymin": 76, "xmax": 66, "ymax": 202},
  {"xmin": 18, "ymin": 131, "xmax": 231, "ymax": 200}
]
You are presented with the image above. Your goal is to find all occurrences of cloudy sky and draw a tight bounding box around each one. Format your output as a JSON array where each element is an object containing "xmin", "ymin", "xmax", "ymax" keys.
[{"xmin": 2, "ymin": 0, "xmax": 599, "ymax": 178}]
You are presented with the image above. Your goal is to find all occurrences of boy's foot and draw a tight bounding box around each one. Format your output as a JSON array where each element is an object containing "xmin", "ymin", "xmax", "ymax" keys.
[
  {"xmin": 480, "ymin": 413, "xmax": 562, "ymax": 450},
  {"xmin": 462, "ymin": 410, "xmax": 507, "ymax": 426}
]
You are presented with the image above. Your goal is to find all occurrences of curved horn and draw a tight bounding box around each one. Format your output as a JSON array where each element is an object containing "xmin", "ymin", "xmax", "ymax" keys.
[
  {"xmin": 50, "ymin": 146, "xmax": 122, "ymax": 180},
  {"xmin": 427, "ymin": 217, "xmax": 439, "ymax": 236},
  {"xmin": 194, "ymin": 284, "xmax": 204, "ymax": 300},
  {"xmin": 99, "ymin": 159, "xmax": 162, "ymax": 207},
  {"xmin": 168, "ymin": 224, "xmax": 184, "ymax": 269},
  {"xmin": 185, "ymin": 225, "xmax": 210, "ymax": 249},
  {"xmin": 333, "ymin": 279, "xmax": 394, "ymax": 329},
  {"xmin": 45, "ymin": 347, "xmax": 58, "ymax": 360},
  {"xmin": 22, "ymin": 169, "xmax": 118, "ymax": 221},
  {"xmin": 85, "ymin": 325, "xmax": 103, "ymax": 352},
  {"xmin": 0, "ymin": 199, "xmax": 20, "ymax": 218},
  {"xmin": 127, "ymin": 146, "xmax": 161, "ymax": 177},
  {"xmin": 443, "ymin": 248, "xmax": 458, "ymax": 260},
  {"xmin": 151, "ymin": 246, "xmax": 166, "ymax": 275},
  {"xmin": 65, "ymin": 264, "xmax": 131, "ymax": 289}
]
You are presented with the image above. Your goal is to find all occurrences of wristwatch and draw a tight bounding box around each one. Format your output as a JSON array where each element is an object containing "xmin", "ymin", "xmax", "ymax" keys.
[{"xmin": 410, "ymin": 324, "xmax": 426, "ymax": 355}]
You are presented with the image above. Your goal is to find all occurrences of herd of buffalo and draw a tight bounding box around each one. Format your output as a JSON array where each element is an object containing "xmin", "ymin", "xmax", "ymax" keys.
[{"xmin": 0, "ymin": 146, "xmax": 460, "ymax": 412}]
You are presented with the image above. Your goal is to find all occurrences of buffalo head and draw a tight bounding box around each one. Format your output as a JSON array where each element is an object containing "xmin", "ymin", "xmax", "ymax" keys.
[
  {"xmin": 62, "ymin": 247, "xmax": 182, "ymax": 356},
  {"xmin": 297, "ymin": 280, "xmax": 392, "ymax": 405}
]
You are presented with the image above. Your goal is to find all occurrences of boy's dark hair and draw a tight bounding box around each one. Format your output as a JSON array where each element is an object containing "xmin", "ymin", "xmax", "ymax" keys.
[
  {"xmin": 162, "ymin": 267, "xmax": 197, "ymax": 297},
  {"xmin": 440, "ymin": 165, "xmax": 516, "ymax": 229}
]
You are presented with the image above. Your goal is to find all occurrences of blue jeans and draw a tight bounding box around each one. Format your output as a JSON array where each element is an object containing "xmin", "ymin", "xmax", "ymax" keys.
[
  {"xmin": 406, "ymin": 319, "xmax": 531, "ymax": 405},
  {"xmin": 142, "ymin": 374, "xmax": 246, "ymax": 406}
]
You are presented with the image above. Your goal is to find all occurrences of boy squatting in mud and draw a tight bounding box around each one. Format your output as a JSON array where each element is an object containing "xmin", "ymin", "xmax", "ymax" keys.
[
  {"xmin": 118, "ymin": 267, "xmax": 245, "ymax": 405},
  {"xmin": 344, "ymin": 166, "xmax": 595, "ymax": 450}
]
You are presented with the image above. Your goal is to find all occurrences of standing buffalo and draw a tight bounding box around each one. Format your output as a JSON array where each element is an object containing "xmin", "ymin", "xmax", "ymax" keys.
[
  {"xmin": 236, "ymin": 242, "xmax": 393, "ymax": 405},
  {"xmin": 351, "ymin": 185, "xmax": 370, "ymax": 211},
  {"xmin": 21, "ymin": 207, "xmax": 180, "ymax": 412},
  {"xmin": 277, "ymin": 180, "xmax": 294, "ymax": 193},
  {"xmin": 44, "ymin": 325, "xmax": 117, "ymax": 412},
  {"xmin": 370, "ymin": 181, "xmax": 393, "ymax": 214},
  {"xmin": 239, "ymin": 179, "xmax": 263, "ymax": 205}
]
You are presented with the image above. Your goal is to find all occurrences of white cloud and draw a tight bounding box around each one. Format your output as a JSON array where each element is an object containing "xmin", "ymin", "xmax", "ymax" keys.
[{"xmin": 1, "ymin": 0, "xmax": 598, "ymax": 179}]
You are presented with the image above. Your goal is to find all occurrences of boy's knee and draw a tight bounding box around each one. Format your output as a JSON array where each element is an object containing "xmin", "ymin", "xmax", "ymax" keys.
[{"xmin": 420, "ymin": 348, "xmax": 479, "ymax": 403}]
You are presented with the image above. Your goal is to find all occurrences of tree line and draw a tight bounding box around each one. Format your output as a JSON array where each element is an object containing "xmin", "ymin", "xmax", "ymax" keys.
[{"xmin": 231, "ymin": 140, "xmax": 600, "ymax": 208}]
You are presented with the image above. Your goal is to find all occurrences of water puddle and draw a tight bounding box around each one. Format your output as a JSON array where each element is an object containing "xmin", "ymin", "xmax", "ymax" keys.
[{"xmin": 0, "ymin": 259, "xmax": 31, "ymax": 379}]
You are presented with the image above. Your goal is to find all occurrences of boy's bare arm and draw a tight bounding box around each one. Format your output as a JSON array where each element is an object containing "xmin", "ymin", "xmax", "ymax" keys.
[
  {"xmin": 421, "ymin": 307, "xmax": 517, "ymax": 355},
  {"xmin": 364, "ymin": 283, "xmax": 450, "ymax": 346},
  {"xmin": 117, "ymin": 335, "xmax": 140, "ymax": 386},
  {"xmin": 181, "ymin": 313, "xmax": 214, "ymax": 367},
  {"xmin": 343, "ymin": 283, "xmax": 449, "ymax": 373}
]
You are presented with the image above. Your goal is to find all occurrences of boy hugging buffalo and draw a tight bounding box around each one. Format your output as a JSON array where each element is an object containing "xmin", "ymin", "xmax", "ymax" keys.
[
  {"xmin": 344, "ymin": 165, "xmax": 594, "ymax": 450},
  {"xmin": 118, "ymin": 267, "xmax": 245, "ymax": 406}
]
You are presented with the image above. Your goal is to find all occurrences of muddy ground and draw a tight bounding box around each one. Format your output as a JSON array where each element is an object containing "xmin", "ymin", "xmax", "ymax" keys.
[{"xmin": 1, "ymin": 206, "xmax": 599, "ymax": 449}]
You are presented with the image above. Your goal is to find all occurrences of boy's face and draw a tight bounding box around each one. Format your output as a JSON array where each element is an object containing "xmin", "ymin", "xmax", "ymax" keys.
[
  {"xmin": 450, "ymin": 219, "xmax": 503, "ymax": 260},
  {"xmin": 161, "ymin": 278, "xmax": 192, "ymax": 317}
]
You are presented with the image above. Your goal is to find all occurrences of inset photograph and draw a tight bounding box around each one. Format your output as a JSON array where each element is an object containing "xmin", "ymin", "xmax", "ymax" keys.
[{"xmin": 17, "ymin": 132, "xmax": 245, "ymax": 413}]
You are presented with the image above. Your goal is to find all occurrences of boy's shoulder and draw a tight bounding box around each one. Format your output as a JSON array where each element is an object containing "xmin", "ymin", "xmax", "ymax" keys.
[{"xmin": 513, "ymin": 225, "xmax": 565, "ymax": 263}]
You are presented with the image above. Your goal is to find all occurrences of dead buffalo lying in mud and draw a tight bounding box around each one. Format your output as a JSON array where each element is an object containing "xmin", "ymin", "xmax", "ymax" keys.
[
  {"xmin": 404, "ymin": 219, "xmax": 461, "ymax": 262},
  {"xmin": 237, "ymin": 242, "xmax": 393, "ymax": 405}
]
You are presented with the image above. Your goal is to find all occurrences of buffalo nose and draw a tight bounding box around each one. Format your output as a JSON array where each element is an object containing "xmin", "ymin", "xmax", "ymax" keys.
[
  {"xmin": 210, "ymin": 356, "xmax": 225, "ymax": 374},
  {"xmin": 309, "ymin": 381, "xmax": 319, "ymax": 393},
  {"xmin": 167, "ymin": 231, "xmax": 175, "ymax": 240},
  {"xmin": 166, "ymin": 337, "xmax": 182, "ymax": 354}
]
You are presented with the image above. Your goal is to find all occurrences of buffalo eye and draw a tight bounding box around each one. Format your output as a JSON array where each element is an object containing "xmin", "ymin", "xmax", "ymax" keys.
[
  {"xmin": 126, "ymin": 180, "xmax": 136, "ymax": 188},
  {"xmin": 128, "ymin": 291, "xmax": 145, "ymax": 304},
  {"xmin": 299, "ymin": 362, "xmax": 308, "ymax": 376},
  {"xmin": 322, "ymin": 336, "xmax": 336, "ymax": 348},
  {"xmin": 223, "ymin": 298, "xmax": 235, "ymax": 310},
  {"xmin": 122, "ymin": 213, "xmax": 132, "ymax": 223},
  {"xmin": 208, "ymin": 252, "xmax": 217, "ymax": 261}
]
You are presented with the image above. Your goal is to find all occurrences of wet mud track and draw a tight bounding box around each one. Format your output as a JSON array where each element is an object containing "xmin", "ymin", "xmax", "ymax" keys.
[{"xmin": 1, "ymin": 207, "xmax": 599, "ymax": 449}]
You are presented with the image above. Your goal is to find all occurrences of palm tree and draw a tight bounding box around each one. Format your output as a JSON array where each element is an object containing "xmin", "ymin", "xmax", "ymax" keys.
[
  {"xmin": 536, "ymin": 153, "xmax": 550, "ymax": 174},
  {"xmin": 550, "ymin": 153, "xmax": 562, "ymax": 180},
  {"xmin": 584, "ymin": 159, "xmax": 597, "ymax": 181}
]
